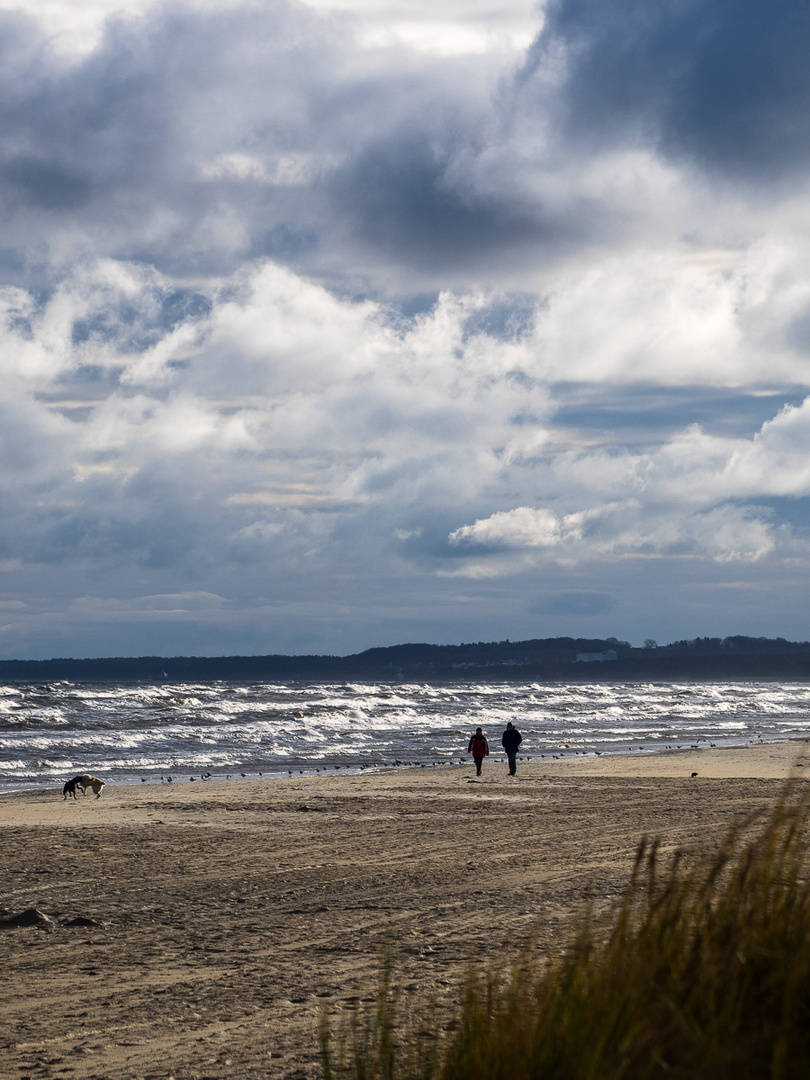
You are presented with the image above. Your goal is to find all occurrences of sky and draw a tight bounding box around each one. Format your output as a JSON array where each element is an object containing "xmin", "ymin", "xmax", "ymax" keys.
[{"xmin": 2, "ymin": 0, "xmax": 810, "ymax": 659}]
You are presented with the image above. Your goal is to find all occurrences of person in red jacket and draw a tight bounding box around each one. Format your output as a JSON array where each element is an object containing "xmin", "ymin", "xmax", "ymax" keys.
[{"xmin": 467, "ymin": 726, "xmax": 489, "ymax": 775}]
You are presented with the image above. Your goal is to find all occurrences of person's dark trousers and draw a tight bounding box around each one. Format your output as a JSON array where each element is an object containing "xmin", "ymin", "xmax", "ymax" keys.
[
  {"xmin": 507, "ymin": 752, "xmax": 517, "ymax": 775},
  {"xmin": 474, "ymin": 756, "xmax": 484, "ymax": 775}
]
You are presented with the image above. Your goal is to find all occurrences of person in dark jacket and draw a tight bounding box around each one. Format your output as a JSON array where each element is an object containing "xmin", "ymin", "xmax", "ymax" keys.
[
  {"xmin": 467, "ymin": 726, "xmax": 489, "ymax": 775},
  {"xmin": 502, "ymin": 721, "xmax": 522, "ymax": 776}
]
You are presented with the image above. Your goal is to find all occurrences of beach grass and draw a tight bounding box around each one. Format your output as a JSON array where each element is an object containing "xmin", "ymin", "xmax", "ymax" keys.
[{"xmin": 320, "ymin": 784, "xmax": 810, "ymax": 1079}]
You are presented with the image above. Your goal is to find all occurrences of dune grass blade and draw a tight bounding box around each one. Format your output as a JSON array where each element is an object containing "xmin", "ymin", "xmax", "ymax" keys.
[{"xmin": 320, "ymin": 784, "xmax": 810, "ymax": 1080}]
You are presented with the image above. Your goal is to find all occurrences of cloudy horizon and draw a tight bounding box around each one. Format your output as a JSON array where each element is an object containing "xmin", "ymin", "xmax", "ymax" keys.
[{"xmin": 1, "ymin": 0, "xmax": 810, "ymax": 659}]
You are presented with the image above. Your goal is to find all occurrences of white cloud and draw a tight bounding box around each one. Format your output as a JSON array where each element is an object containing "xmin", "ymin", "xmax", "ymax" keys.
[
  {"xmin": 448, "ymin": 498, "xmax": 779, "ymax": 569},
  {"xmin": 201, "ymin": 151, "xmax": 322, "ymax": 185},
  {"xmin": 7, "ymin": 0, "xmax": 542, "ymax": 61},
  {"xmin": 450, "ymin": 506, "xmax": 581, "ymax": 548}
]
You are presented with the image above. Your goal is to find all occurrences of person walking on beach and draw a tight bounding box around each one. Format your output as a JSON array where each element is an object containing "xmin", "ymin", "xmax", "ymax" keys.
[
  {"xmin": 502, "ymin": 721, "xmax": 522, "ymax": 776},
  {"xmin": 467, "ymin": 726, "xmax": 489, "ymax": 776}
]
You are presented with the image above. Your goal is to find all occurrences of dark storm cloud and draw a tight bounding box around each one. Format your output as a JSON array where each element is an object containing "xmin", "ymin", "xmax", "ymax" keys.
[
  {"xmin": 2, "ymin": 157, "xmax": 93, "ymax": 210},
  {"xmin": 0, "ymin": 0, "xmax": 808, "ymax": 297},
  {"xmin": 524, "ymin": 0, "xmax": 810, "ymax": 179},
  {"xmin": 0, "ymin": 0, "xmax": 593, "ymax": 289},
  {"xmin": 0, "ymin": 12, "xmax": 171, "ymax": 204},
  {"xmin": 0, "ymin": 3, "xmax": 345, "ymax": 280},
  {"xmin": 323, "ymin": 128, "xmax": 557, "ymax": 271}
]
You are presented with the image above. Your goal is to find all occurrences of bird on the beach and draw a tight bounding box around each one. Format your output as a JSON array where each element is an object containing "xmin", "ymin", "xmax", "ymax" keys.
[{"xmin": 691, "ymin": 772, "xmax": 698, "ymax": 778}]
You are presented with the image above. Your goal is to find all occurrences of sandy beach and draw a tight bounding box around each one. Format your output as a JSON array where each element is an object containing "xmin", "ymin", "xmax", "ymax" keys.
[{"xmin": 3, "ymin": 740, "xmax": 810, "ymax": 1080}]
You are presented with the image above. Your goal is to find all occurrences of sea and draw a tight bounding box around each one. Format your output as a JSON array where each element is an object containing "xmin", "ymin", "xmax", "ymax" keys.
[{"xmin": 2, "ymin": 679, "xmax": 810, "ymax": 794}]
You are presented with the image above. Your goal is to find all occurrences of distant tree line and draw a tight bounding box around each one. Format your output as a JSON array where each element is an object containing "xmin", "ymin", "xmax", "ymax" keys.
[{"xmin": 1, "ymin": 634, "xmax": 810, "ymax": 682}]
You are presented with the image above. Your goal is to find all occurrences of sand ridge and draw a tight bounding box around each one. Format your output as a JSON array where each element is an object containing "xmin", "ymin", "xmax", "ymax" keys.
[{"xmin": 1, "ymin": 742, "xmax": 809, "ymax": 1079}]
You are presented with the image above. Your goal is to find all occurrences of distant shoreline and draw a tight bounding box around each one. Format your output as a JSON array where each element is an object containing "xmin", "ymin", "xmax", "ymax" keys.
[{"xmin": 2, "ymin": 634, "xmax": 810, "ymax": 683}]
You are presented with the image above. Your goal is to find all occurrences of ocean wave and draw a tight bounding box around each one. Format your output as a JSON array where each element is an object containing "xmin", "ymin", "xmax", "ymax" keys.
[{"xmin": 1, "ymin": 679, "xmax": 809, "ymax": 791}]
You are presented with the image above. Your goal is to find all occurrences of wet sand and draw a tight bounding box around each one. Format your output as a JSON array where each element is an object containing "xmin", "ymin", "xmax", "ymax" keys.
[{"xmin": 2, "ymin": 740, "xmax": 810, "ymax": 1080}]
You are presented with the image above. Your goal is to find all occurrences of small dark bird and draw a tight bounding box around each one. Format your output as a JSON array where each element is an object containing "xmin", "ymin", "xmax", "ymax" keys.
[{"xmin": 691, "ymin": 772, "xmax": 698, "ymax": 778}]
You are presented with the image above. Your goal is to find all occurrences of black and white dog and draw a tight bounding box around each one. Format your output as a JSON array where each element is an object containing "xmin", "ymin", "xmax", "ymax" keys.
[{"xmin": 63, "ymin": 774, "xmax": 106, "ymax": 800}]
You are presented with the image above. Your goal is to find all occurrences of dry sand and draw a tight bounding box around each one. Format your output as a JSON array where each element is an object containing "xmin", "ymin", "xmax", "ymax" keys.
[{"xmin": 3, "ymin": 740, "xmax": 810, "ymax": 1080}]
